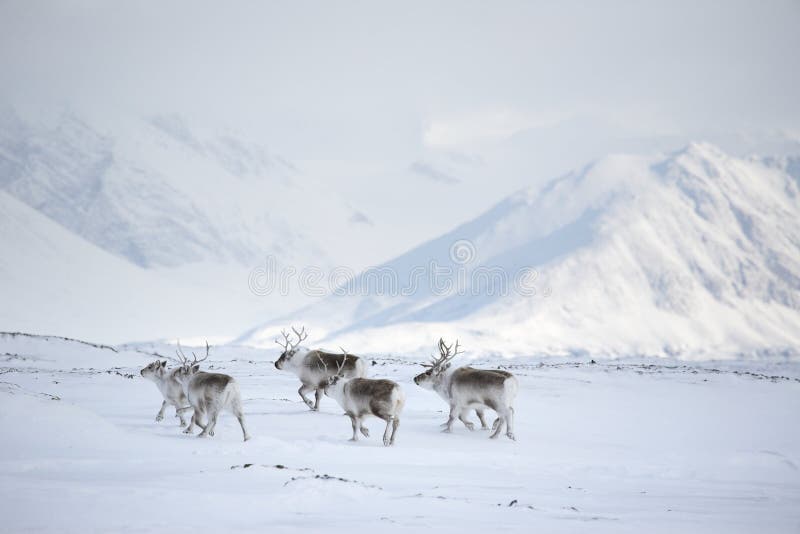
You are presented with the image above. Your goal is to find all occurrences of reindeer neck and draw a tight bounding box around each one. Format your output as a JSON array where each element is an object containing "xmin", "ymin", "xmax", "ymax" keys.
[
  {"xmin": 433, "ymin": 366, "xmax": 457, "ymax": 397},
  {"xmin": 328, "ymin": 380, "xmax": 349, "ymax": 406}
]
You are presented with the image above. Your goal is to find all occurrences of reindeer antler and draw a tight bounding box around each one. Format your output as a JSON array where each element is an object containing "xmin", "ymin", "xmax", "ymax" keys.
[
  {"xmin": 317, "ymin": 347, "xmax": 348, "ymax": 377},
  {"xmin": 423, "ymin": 337, "xmax": 463, "ymax": 370},
  {"xmin": 336, "ymin": 347, "xmax": 348, "ymax": 376},
  {"xmin": 275, "ymin": 325, "xmax": 308, "ymax": 352},
  {"xmin": 292, "ymin": 326, "xmax": 308, "ymax": 345},
  {"xmin": 177, "ymin": 339, "xmax": 210, "ymax": 366},
  {"xmin": 317, "ymin": 352, "xmax": 328, "ymax": 374},
  {"xmin": 191, "ymin": 340, "xmax": 210, "ymax": 366},
  {"xmin": 176, "ymin": 339, "xmax": 189, "ymax": 365},
  {"xmin": 275, "ymin": 329, "xmax": 293, "ymax": 351}
]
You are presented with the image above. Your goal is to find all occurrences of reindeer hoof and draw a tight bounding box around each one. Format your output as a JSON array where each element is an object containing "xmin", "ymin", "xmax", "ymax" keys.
[
  {"xmin": 360, "ymin": 427, "xmax": 370, "ymax": 438},
  {"xmin": 182, "ymin": 428, "xmax": 193, "ymax": 434},
  {"xmin": 464, "ymin": 422, "xmax": 475, "ymax": 431},
  {"xmin": 383, "ymin": 438, "xmax": 391, "ymax": 446},
  {"xmin": 155, "ymin": 414, "xmax": 164, "ymax": 422},
  {"xmin": 243, "ymin": 435, "xmax": 252, "ymax": 442},
  {"xmin": 507, "ymin": 433, "xmax": 516, "ymax": 441},
  {"xmin": 208, "ymin": 430, "xmax": 215, "ymax": 437},
  {"xmin": 441, "ymin": 428, "xmax": 452, "ymax": 433},
  {"xmin": 348, "ymin": 437, "xmax": 358, "ymax": 442}
]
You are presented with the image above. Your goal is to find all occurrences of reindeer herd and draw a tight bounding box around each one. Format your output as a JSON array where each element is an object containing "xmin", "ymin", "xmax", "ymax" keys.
[{"xmin": 140, "ymin": 327, "xmax": 518, "ymax": 446}]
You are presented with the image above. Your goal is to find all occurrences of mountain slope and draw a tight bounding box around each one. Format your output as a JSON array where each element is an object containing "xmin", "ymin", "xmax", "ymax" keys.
[
  {"xmin": 0, "ymin": 108, "xmax": 374, "ymax": 270},
  {"xmin": 238, "ymin": 143, "xmax": 800, "ymax": 359},
  {"xmin": 0, "ymin": 108, "xmax": 385, "ymax": 342},
  {"xmin": 0, "ymin": 189, "xmax": 298, "ymax": 342}
]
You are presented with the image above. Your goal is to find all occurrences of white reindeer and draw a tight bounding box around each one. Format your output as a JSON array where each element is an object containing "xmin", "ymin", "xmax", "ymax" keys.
[
  {"xmin": 414, "ymin": 338, "xmax": 518, "ymax": 440},
  {"xmin": 323, "ymin": 354, "xmax": 405, "ymax": 446},
  {"xmin": 140, "ymin": 359, "xmax": 192, "ymax": 427},
  {"xmin": 274, "ymin": 326, "xmax": 367, "ymax": 410},
  {"xmin": 173, "ymin": 342, "xmax": 251, "ymax": 442}
]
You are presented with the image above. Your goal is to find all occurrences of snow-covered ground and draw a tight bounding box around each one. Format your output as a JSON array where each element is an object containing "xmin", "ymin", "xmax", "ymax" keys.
[{"xmin": 1, "ymin": 333, "xmax": 798, "ymax": 533}]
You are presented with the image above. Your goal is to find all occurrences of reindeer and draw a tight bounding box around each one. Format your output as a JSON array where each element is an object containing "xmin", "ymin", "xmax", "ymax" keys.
[
  {"xmin": 414, "ymin": 338, "xmax": 518, "ymax": 440},
  {"xmin": 139, "ymin": 358, "xmax": 192, "ymax": 427},
  {"xmin": 322, "ymin": 353, "xmax": 405, "ymax": 446},
  {"xmin": 173, "ymin": 342, "xmax": 251, "ymax": 442},
  {"xmin": 273, "ymin": 326, "xmax": 367, "ymax": 411}
]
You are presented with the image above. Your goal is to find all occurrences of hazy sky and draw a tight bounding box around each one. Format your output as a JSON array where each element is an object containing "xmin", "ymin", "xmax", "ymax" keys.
[
  {"xmin": 3, "ymin": 1, "xmax": 799, "ymax": 143},
  {"xmin": 2, "ymin": 1, "xmax": 799, "ymax": 264}
]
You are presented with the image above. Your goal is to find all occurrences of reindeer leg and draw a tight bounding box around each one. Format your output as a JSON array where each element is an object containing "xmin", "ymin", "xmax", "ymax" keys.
[
  {"xmin": 230, "ymin": 396, "xmax": 251, "ymax": 441},
  {"xmin": 313, "ymin": 388, "xmax": 323, "ymax": 411},
  {"xmin": 390, "ymin": 417, "xmax": 400, "ymax": 445},
  {"xmin": 476, "ymin": 409, "xmax": 490, "ymax": 430},
  {"xmin": 458, "ymin": 409, "xmax": 475, "ymax": 431},
  {"xmin": 155, "ymin": 400, "xmax": 167, "ymax": 422},
  {"xmin": 236, "ymin": 411, "xmax": 251, "ymax": 442},
  {"xmin": 195, "ymin": 418, "xmax": 207, "ymax": 431},
  {"xmin": 209, "ymin": 411, "xmax": 219, "ymax": 437},
  {"xmin": 489, "ymin": 413, "xmax": 504, "ymax": 439},
  {"xmin": 348, "ymin": 414, "xmax": 359, "ymax": 441},
  {"xmin": 360, "ymin": 423, "xmax": 370, "ymax": 438},
  {"xmin": 183, "ymin": 409, "xmax": 196, "ymax": 434},
  {"xmin": 175, "ymin": 405, "xmax": 191, "ymax": 427},
  {"xmin": 189, "ymin": 408, "xmax": 207, "ymax": 434},
  {"xmin": 442, "ymin": 405, "xmax": 457, "ymax": 433},
  {"xmin": 195, "ymin": 410, "xmax": 209, "ymax": 435},
  {"xmin": 383, "ymin": 416, "xmax": 394, "ymax": 446},
  {"xmin": 505, "ymin": 406, "xmax": 516, "ymax": 441},
  {"xmin": 201, "ymin": 409, "xmax": 218, "ymax": 437},
  {"xmin": 298, "ymin": 384, "xmax": 315, "ymax": 409}
]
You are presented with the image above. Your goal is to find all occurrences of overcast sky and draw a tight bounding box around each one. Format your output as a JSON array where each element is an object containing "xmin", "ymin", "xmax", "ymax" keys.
[
  {"xmin": 2, "ymin": 0, "xmax": 799, "ymax": 263},
  {"xmin": 4, "ymin": 1, "xmax": 799, "ymax": 141}
]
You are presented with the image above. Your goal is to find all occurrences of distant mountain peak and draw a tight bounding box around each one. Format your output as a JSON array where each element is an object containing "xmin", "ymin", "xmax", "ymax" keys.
[
  {"xmin": 239, "ymin": 143, "xmax": 800, "ymax": 360},
  {"xmin": 0, "ymin": 110, "xmax": 376, "ymax": 270}
]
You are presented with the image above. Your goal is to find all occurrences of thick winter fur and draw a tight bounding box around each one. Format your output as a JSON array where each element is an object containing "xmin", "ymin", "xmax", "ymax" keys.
[
  {"xmin": 324, "ymin": 377, "xmax": 405, "ymax": 446},
  {"xmin": 275, "ymin": 348, "xmax": 367, "ymax": 410},
  {"xmin": 173, "ymin": 364, "xmax": 251, "ymax": 441},
  {"xmin": 140, "ymin": 360, "xmax": 191, "ymax": 426},
  {"xmin": 414, "ymin": 366, "xmax": 518, "ymax": 440}
]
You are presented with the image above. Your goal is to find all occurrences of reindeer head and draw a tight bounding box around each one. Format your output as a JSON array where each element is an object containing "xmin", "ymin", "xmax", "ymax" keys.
[
  {"xmin": 273, "ymin": 326, "xmax": 309, "ymax": 370},
  {"xmin": 173, "ymin": 340, "xmax": 209, "ymax": 385},
  {"xmin": 413, "ymin": 338, "xmax": 463, "ymax": 390},
  {"xmin": 321, "ymin": 350, "xmax": 349, "ymax": 396},
  {"xmin": 140, "ymin": 360, "xmax": 168, "ymax": 380}
]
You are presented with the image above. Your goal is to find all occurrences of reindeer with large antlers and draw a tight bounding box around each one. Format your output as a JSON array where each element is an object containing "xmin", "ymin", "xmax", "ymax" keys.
[
  {"xmin": 173, "ymin": 341, "xmax": 251, "ymax": 441},
  {"xmin": 322, "ymin": 350, "xmax": 405, "ymax": 446},
  {"xmin": 273, "ymin": 326, "xmax": 367, "ymax": 411},
  {"xmin": 414, "ymin": 338, "xmax": 518, "ymax": 440}
]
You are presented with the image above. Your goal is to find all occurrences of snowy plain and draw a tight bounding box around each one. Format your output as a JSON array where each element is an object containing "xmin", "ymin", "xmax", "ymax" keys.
[{"xmin": 1, "ymin": 333, "xmax": 798, "ymax": 533}]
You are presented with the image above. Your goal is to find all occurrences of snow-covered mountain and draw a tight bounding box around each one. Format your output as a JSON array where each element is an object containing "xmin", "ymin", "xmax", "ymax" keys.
[
  {"xmin": 0, "ymin": 108, "xmax": 378, "ymax": 269},
  {"xmin": 0, "ymin": 108, "xmax": 379, "ymax": 342},
  {"xmin": 238, "ymin": 143, "xmax": 800, "ymax": 360}
]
